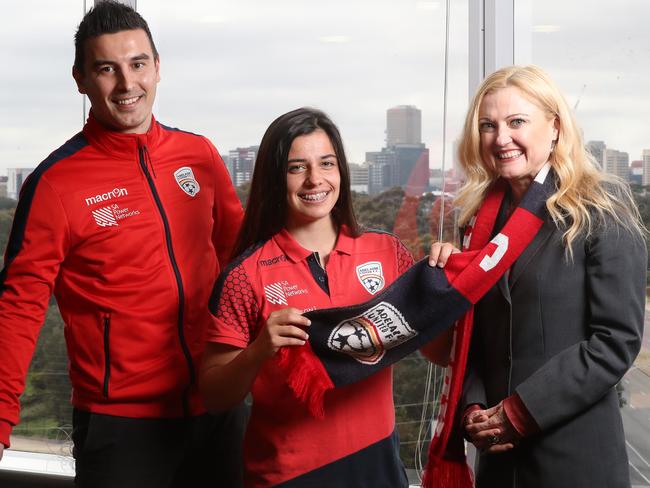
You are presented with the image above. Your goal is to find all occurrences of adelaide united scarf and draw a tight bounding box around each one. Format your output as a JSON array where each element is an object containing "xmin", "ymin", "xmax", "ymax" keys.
[{"xmin": 276, "ymin": 164, "xmax": 554, "ymax": 486}]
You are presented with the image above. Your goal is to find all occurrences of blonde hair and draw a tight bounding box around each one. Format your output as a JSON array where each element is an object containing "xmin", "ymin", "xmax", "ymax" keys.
[{"xmin": 456, "ymin": 65, "xmax": 643, "ymax": 253}]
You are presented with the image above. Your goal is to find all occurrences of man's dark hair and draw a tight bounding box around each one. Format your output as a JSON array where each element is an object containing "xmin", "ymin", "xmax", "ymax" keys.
[
  {"xmin": 232, "ymin": 107, "xmax": 361, "ymax": 259},
  {"xmin": 74, "ymin": 0, "xmax": 159, "ymax": 72}
]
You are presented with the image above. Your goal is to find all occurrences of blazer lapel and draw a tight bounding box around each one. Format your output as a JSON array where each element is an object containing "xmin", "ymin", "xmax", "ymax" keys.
[
  {"xmin": 508, "ymin": 218, "xmax": 556, "ymax": 289},
  {"xmin": 497, "ymin": 273, "xmax": 511, "ymax": 304}
]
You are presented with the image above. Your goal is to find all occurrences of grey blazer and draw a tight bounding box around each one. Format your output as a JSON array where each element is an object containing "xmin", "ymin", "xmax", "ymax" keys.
[{"xmin": 463, "ymin": 205, "xmax": 646, "ymax": 488}]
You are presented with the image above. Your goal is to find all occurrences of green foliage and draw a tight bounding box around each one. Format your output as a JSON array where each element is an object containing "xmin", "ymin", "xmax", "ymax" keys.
[
  {"xmin": 0, "ymin": 208, "xmax": 16, "ymax": 258},
  {"xmin": 17, "ymin": 303, "xmax": 71, "ymax": 439},
  {"xmin": 236, "ymin": 181, "xmax": 252, "ymax": 207},
  {"xmin": 0, "ymin": 197, "xmax": 17, "ymax": 210},
  {"xmin": 352, "ymin": 187, "xmax": 405, "ymax": 232}
]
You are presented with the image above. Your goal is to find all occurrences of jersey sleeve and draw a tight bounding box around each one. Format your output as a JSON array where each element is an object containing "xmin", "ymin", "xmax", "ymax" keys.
[
  {"xmin": 395, "ymin": 238, "xmax": 415, "ymax": 274},
  {"xmin": 0, "ymin": 176, "xmax": 70, "ymax": 447},
  {"xmin": 207, "ymin": 263, "xmax": 260, "ymax": 349}
]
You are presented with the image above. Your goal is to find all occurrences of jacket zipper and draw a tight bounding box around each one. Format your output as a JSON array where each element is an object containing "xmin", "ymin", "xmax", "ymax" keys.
[
  {"xmin": 103, "ymin": 314, "xmax": 111, "ymax": 398},
  {"xmin": 138, "ymin": 145, "xmax": 194, "ymax": 416}
]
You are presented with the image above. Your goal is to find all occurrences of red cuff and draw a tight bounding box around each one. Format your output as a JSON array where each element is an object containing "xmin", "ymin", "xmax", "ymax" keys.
[
  {"xmin": 503, "ymin": 394, "xmax": 539, "ymax": 437},
  {"xmin": 0, "ymin": 419, "xmax": 13, "ymax": 448}
]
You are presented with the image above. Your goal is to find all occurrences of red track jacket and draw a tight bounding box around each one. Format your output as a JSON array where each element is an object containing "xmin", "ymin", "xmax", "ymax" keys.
[{"xmin": 0, "ymin": 114, "xmax": 243, "ymax": 447}]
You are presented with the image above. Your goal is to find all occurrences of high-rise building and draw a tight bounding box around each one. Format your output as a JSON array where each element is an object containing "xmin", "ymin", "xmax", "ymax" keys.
[
  {"xmin": 227, "ymin": 146, "xmax": 259, "ymax": 187},
  {"xmin": 604, "ymin": 148, "xmax": 629, "ymax": 181},
  {"xmin": 642, "ymin": 149, "xmax": 650, "ymax": 186},
  {"xmin": 348, "ymin": 163, "xmax": 369, "ymax": 194},
  {"xmin": 366, "ymin": 144, "xmax": 429, "ymax": 195},
  {"xmin": 629, "ymin": 160, "xmax": 643, "ymax": 185},
  {"xmin": 366, "ymin": 149, "xmax": 396, "ymax": 195},
  {"xmin": 6, "ymin": 168, "xmax": 34, "ymax": 200},
  {"xmin": 367, "ymin": 106, "xmax": 429, "ymax": 195},
  {"xmin": 586, "ymin": 140, "xmax": 606, "ymax": 168},
  {"xmin": 386, "ymin": 105, "xmax": 421, "ymax": 146}
]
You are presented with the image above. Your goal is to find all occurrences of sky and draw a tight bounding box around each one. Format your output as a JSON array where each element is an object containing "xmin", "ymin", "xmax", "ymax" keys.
[{"xmin": 1, "ymin": 0, "xmax": 648, "ymax": 174}]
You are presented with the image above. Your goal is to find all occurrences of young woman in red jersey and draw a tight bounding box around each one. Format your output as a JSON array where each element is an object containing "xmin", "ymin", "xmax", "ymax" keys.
[{"xmin": 200, "ymin": 108, "xmax": 418, "ymax": 487}]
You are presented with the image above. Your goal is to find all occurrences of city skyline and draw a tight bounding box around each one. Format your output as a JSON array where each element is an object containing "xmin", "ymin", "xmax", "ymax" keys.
[{"xmin": 1, "ymin": 0, "xmax": 648, "ymax": 175}]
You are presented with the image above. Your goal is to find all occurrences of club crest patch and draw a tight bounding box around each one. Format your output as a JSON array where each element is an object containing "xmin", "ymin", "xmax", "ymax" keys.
[
  {"xmin": 356, "ymin": 261, "xmax": 385, "ymax": 295},
  {"xmin": 174, "ymin": 166, "xmax": 200, "ymax": 197},
  {"xmin": 327, "ymin": 301, "xmax": 417, "ymax": 365}
]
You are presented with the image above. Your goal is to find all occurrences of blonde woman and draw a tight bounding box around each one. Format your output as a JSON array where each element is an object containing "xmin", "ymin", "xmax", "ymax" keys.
[{"xmin": 455, "ymin": 65, "xmax": 645, "ymax": 488}]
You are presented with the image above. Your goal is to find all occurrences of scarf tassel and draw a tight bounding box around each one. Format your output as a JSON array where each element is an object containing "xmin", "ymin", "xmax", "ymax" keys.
[
  {"xmin": 422, "ymin": 456, "xmax": 473, "ymax": 488},
  {"xmin": 277, "ymin": 343, "xmax": 334, "ymax": 419}
]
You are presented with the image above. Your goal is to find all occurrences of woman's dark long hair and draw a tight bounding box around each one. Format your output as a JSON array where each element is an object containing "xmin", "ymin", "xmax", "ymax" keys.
[{"xmin": 232, "ymin": 107, "xmax": 360, "ymax": 258}]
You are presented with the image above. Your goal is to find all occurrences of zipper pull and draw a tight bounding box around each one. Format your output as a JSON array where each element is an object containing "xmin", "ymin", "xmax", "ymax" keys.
[{"xmin": 139, "ymin": 144, "xmax": 157, "ymax": 178}]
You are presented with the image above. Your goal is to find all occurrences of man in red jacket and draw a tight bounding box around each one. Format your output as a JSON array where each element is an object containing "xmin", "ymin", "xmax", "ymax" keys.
[{"xmin": 0, "ymin": 2, "xmax": 246, "ymax": 486}]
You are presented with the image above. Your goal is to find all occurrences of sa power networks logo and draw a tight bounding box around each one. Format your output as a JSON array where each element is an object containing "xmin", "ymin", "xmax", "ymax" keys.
[
  {"xmin": 91, "ymin": 206, "xmax": 118, "ymax": 227},
  {"xmin": 328, "ymin": 302, "xmax": 417, "ymax": 365},
  {"xmin": 174, "ymin": 167, "xmax": 200, "ymax": 197},
  {"xmin": 90, "ymin": 203, "xmax": 140, "ymax": 228},
  {"xmin": 356, "ymin": 261, "xmax": 385, "ymax": 295},
  {"xmin": 263, "ymin": 281, "xmax": 308, "ymax": 306}
]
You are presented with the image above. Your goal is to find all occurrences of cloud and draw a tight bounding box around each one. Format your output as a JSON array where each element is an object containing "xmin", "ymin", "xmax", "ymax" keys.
[
  {"xmin": 319, "ymin": 36, "xmax": 351, "ymax": 44},
  {"xmin": 533, "ymin": 25, "xmax": 561, "ymax": 33},
  {"xmin": 1, "ymin": 0, "xmax": 648, "ymax": 173}
]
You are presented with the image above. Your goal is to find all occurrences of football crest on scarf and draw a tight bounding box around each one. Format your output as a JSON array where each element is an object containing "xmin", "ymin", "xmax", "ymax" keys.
[
  {"xmin": 327, "ymin": 302, "xmax": 417, "ymax": 365},
  {"xmin": 174, "ymin": 166, "xmax": 201, "ymax": 197},
  {"xmin": 356, "ymin": 261, "xmax": 385, "ymax": 295}
]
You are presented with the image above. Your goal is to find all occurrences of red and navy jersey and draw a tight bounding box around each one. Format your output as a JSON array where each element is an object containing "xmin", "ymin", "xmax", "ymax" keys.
[
  {"xmin": 208, "ymin": 227, "xmax": 413, "ymax": 487},
  {"xmin": 0, "ymin": 113, "xmax": 243, "ymax": 447}
]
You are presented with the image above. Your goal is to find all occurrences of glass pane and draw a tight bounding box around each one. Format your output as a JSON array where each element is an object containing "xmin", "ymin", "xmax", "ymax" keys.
[
  {"xmin": 1, "ymin": 1, "xmax": 470, "ymax": 481},
  {"xmin": 139, "ymin": 0, "xmax": 469, "ymax": 476},
  {"xmin": 0, "ymin": 0, "xmax": 82, "ymax": 457}
]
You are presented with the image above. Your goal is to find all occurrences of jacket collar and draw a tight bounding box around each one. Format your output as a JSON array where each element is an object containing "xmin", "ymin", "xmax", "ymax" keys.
[{"xmin": 82, "ymin": 111, "xmax": 163, "ymax": 160}]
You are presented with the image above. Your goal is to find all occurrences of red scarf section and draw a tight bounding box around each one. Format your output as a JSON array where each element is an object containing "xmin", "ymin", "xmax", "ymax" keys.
[{"xmin": 421, "ymin": 180, "xmax": 505, "ymax": 487}]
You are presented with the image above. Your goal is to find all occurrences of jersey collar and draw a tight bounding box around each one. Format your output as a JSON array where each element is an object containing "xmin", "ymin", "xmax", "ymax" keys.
[{"xmin": 273, "ymin": 225, "xmax": 355, "ymax": 263}]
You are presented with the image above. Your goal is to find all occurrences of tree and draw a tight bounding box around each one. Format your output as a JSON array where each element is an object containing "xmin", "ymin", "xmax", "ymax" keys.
[
  {"xmin": 16, "ymin": 303, "xmax": 71, "ymax": 440},
  {"xmin": 0, "ymin": 208, "xmax": 16, "ymax": 258}
]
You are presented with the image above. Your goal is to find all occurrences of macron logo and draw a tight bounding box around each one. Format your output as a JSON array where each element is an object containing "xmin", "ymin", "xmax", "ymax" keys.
[
  {"xmin": 92, "ymin": 206, "xmax": 118, "ymax": 227},
  {"xmin": 85, "ymin": 188, "xmax": 128, "ymax": 206}
]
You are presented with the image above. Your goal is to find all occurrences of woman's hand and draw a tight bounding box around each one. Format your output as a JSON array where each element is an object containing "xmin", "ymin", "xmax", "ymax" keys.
[
  {"xmin": 251, "ymin": 307, "xmax": 311, "ymax": 359},
  {"xmin": 428, "ymin": 241, "xmax": 460, "ymax": 268},
  {"xmin": 464, "ymin": 402, "xmax": 519, "ymax": 453},
  {"xmin": 200, "ymin": 307, "xmax": 310, "ymax": 412}
]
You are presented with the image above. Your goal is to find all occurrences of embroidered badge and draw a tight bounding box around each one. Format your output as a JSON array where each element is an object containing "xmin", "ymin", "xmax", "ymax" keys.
[
  {"xmin": 174, "ymin": 166, "xmax": 200, "ymax": 197},
  {"xmin": 356, "ymin": 261, "xmax": 385, "ymax": 295},
  {"xmin": 327, "ymin": 301, "xmax": 417, "ymax": 365}
]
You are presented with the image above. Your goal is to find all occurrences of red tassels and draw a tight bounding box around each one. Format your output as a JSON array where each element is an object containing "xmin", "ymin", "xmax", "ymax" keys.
[
  {"xmin": 422, "ymin": 456, "xmax": 473, "ymax": 488},
  {"xmin": 277, "ymin": 342, "xmax": 334, "ymax": 418}
]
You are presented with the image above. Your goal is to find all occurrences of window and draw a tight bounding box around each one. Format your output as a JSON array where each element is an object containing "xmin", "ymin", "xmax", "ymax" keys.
[{"xmin": 1, "ymin": 0, "xmax": 81, "ymax": 462}]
